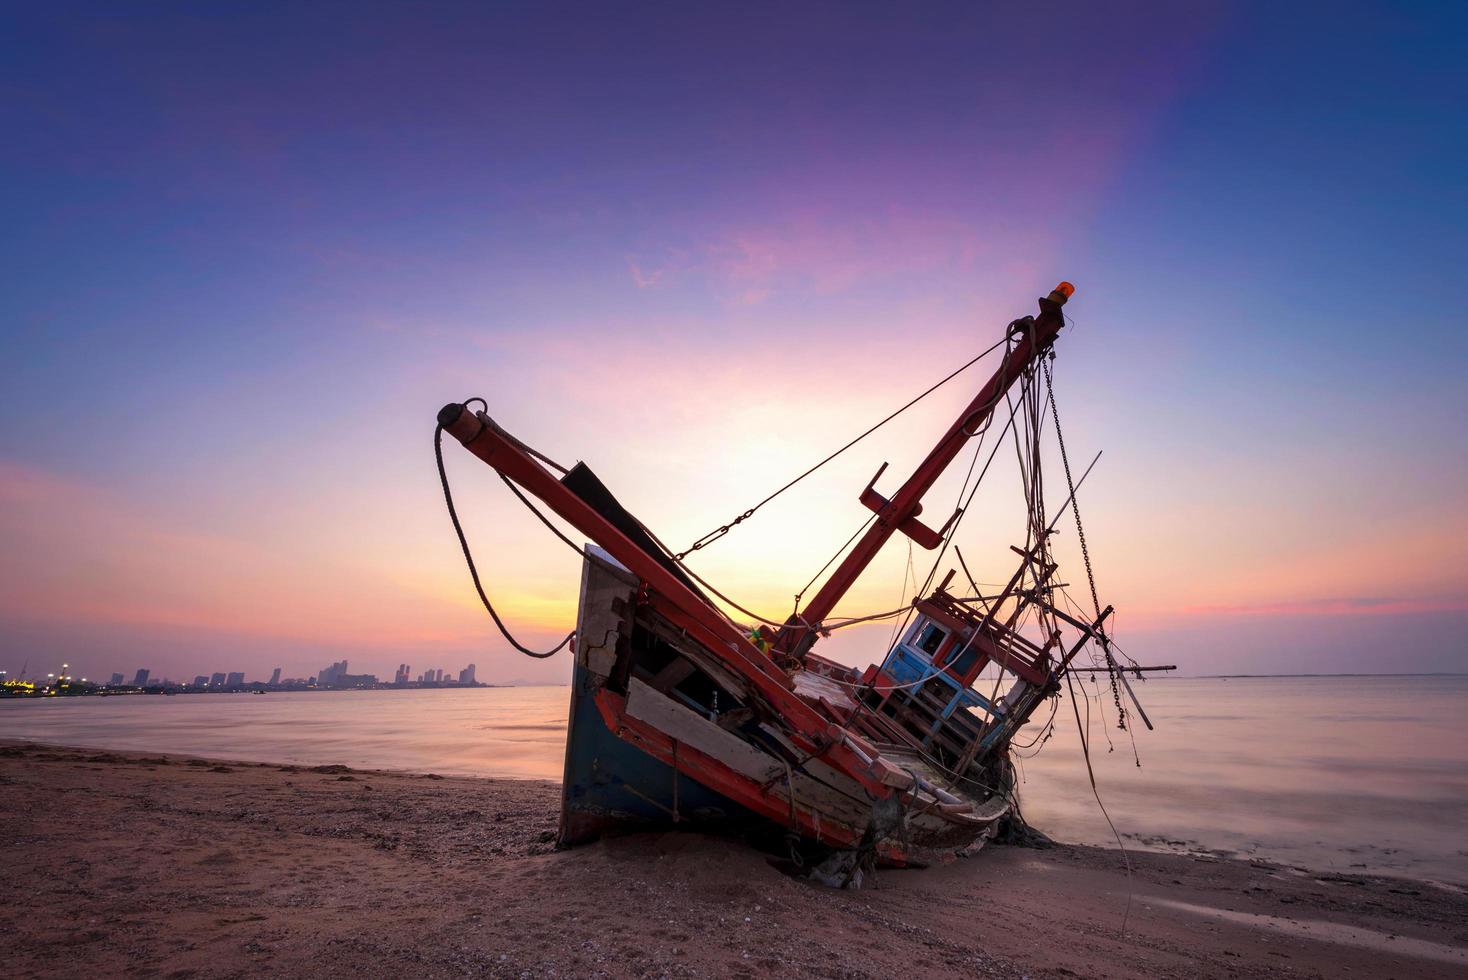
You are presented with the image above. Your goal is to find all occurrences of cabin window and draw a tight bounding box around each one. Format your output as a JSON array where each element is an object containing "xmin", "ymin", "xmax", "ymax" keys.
[
  {"xmin": 945, "ymin": 642, "xmax": 980, "ymax": 678},
  {"xmin": 916, "ymin": 624, "xmax": 947, "ymax": 655}
]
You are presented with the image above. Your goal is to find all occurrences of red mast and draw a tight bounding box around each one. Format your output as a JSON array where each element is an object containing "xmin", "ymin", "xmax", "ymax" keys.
[{"xmin": 776, "ymin": 282, "xmax": 1074, "ymax": 659}]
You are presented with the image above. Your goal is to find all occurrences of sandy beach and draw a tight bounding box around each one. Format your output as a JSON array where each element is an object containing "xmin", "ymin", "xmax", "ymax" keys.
[{"xmin": 3, "ymin": 741, "xmax": 1464, "ymax": 979}]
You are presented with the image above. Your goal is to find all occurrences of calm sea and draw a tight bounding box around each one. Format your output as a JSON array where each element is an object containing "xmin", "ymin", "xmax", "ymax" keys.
[{"xmin": 2, "ymin": 676, "xmax": 1464, "ymax": 886}]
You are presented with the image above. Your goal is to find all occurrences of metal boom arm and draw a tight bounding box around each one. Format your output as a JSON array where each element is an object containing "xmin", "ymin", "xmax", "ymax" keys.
[{"xmin": 777, "ymin": 282, "xmax": 1074, "ymax": 659}]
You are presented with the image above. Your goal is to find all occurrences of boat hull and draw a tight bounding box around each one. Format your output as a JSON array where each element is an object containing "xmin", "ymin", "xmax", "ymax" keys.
[
  {"xmin": 560, "ymin": 657, "xmax": 763, "ymax": 845},
  {"xmin": 555, "ymin": 547, "xmax": 1011, "ymax": 866}
]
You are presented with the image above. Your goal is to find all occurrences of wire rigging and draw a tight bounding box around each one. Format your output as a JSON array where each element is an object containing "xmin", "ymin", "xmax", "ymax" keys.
[
  {"xmin": 1066, "ymin": 668, "xmax": 1135, "ymax": 934},
  {"xmin": 672, "ymin": 335, "xmax": 1010, "ymax": 560},
  {"xmin": 1044, "ymin": 358, "xmax": 1129, "ymax": 730},
  {"xmin": 879, "ymin": 349, "xmax": 1029, "ymax": 655},
  {"xmin": 439, "ymin": 313, "xmax": 1151, "ymax": 920},
  {"xmin": 664, "ymin": 336, "xmax": 1020, "ymax": 634}
]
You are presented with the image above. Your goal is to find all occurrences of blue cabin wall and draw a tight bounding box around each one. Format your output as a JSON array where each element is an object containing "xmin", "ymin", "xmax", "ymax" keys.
[{"xmin": 875, "ymin": 617, "xmax": 997, "ymax": 748}]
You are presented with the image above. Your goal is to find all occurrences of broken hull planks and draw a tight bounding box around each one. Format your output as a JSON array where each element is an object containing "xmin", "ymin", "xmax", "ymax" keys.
[
  {"xmin": 556, "ymin": 548, "xmax": 1010, "ymax": 864},
  {"xmin": 559, "ymin": 656, "xmax": 765, "ymax": 845}
]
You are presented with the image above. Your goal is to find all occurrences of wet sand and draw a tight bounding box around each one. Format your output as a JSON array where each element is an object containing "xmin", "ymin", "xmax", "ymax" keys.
[{"xmin": 2, "ymin": 742, "xmax": 1464, "ymax": 979}]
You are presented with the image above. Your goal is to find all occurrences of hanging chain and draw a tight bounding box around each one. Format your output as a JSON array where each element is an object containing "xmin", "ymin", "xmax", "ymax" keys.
[
  {"xmin": 674, "ymin": 508, "xmax": 754, "ymax": 560},
  {"xmin": 1043, "ymin": 357, "xmax": 1128, "ymax": 731}
]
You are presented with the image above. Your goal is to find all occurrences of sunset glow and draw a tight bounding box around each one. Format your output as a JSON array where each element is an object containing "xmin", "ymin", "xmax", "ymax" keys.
[{"xmin": 3, "ymin": 3, "xmax": 1464, "ymax": 685}]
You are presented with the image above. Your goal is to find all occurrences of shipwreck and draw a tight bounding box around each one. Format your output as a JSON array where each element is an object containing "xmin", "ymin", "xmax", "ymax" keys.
[{"xmin": 435, "ymin": 282, "xmax": 1159, "ymax": 883}]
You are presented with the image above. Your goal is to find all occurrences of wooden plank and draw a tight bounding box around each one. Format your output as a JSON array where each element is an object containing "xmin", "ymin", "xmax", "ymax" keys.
[
  {"xmin": 625, "ymin": 678, "xmax": 780, "ymax": 783},
  {"xmin": 648, "ymin": 658, "xmax": 696, "ymax": 693},
  {"xmin": 575, "ymin": 548, "xmax": 637, "ymax": 680}
]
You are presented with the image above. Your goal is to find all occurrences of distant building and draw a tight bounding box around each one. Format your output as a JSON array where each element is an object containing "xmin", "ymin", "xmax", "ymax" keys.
[
  {"xmin": 395, "ymin": 663, "xmax": 410, "ymax": 685},
  {"xmin": 269, "ymin": 667, "xmax": 282, "ymax": 686},
  {"xmin": 316, "ymin": 667, "xmax": 377, "ymax": 688},
  {"xmin": 109, "ymin": 673, "xmax": 125, "ymax": 686},
  {"xmin": 315, "ymin": 661, "xmax": 375, "ymax": 688},
  {"xmin": 210, "ymin": 672, "xmax": 226, "ymax": 686},
  {"xmin": 132, "ymin": 668, "xmax": 150, "ymax": 687},
  {"xmin": 459, "ymin": 664, "xmax": 477, "ymax": 685},
  {"xmin": 435, "ymin": 668, "xmax": 444, "ymax": 683},
  {"xmin": 317, "ymin": 660, "xmax": 349, "ymax": 687},
  {"xmin": 225, "ymin": 671, "xmax": 245, "ymax": 686},
  {"xmin": 192, "ymin": 675, "xmax": 209, "ymax": 687}
]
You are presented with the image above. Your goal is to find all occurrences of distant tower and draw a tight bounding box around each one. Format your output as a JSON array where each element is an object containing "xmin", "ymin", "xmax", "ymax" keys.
[
  {"xmin": 269, "ymin": 667, "xmax": 282, "ymax": 686},
  {"xmin": 226, "ymin": 671, "xmax": 245, "ymax": 687},
  {"xmin": 316, "ymin": 660, "xmax": 349, "ymax": 687},
  {"xmin": 210, "ymin": 672, "xmax": 226, "ymax": 686},
  {"xmin": 459, "ymin": 664, "xmax": 476, "ymax": 685},
  {"xmin": 192, "ymin": 675, "xmax": 208, "ymax": 687},
  {"xmin": 435, "ymin": 668, "xmax": 444, "ymax": 683},
  {"xmin": 132, "ymin": 668, "xmax": 150, "ymax": 687},
  {"xmin": 109, "ymin": 672, "xmax": 125, "ymax": 686}
]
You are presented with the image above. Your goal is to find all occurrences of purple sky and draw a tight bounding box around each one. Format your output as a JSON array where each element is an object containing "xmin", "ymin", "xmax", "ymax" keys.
[{"xmin": 3, "ymin": 2, "xmax": 1465, "ymax": 684}]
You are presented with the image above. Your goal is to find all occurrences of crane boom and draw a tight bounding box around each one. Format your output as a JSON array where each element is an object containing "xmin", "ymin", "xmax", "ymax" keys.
[{"xmin": 775, "ymin": 283, "xmax": 1074, "ymax": 659}]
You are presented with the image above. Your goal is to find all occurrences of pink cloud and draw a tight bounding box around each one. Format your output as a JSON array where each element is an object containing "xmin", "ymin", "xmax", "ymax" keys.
[
  {"xmin": 694, "ymin": 209, "xmax": 1026, "ymax": 305},
  {"xmin": 626, "ymin": 255, "xmax": 665, "ymax": 289},
  {"xmin": 617, "ymin": 205, "xmax": 1050, "ymax": 308}
]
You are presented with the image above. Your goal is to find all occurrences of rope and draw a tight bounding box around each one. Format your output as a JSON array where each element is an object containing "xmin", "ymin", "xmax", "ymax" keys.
[
  {"xmin": 1044, "ymin": 358, "xmax": 1128, "ymax": 731},
  {"xmin": 673, "ymin": 336, "xmax": 1009, "ymax": 560},
  {"xmin": 1065, "ymin": 668, "xmax": 1134, "ymax": 935},
  {"xmin": 435, "ymin": 422, "xmax": 575, "ymax": 659},
  {"xmin": 822, "ymin": 604, "xmax": 913, "ymax": 630},
  {"xmin": 793, "ymin": 510, "xmax": 878, "ymax": 607},
  {"xmin": 497, "ymin": 472, "xmax": 582, "ymax": 555},
  {"xmin": 880, "ymin": 364, "xmax": 1028, "ymax": 656}
]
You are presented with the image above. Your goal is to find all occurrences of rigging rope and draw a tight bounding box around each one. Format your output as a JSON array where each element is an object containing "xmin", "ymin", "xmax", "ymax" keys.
[
  {"xmin": 435, "ymin": 420, "xmax": 575, "ymax": 659},
  {"xmin": 1043, "ymin": 357, "xmax": 1129, "ymax": 730},
  {"xmin": 672, "ymin": 335, "xmax": 1009, "ymax": 560},
  {"xmin": 875, "ymin": 357, "xmax": 1028, "ymax": 652},
  {"xmin": 658, "ymin": 339, "xmax": 1019, "ymax": 634},
  {"xmin": 1066, "ymin": 668, "xmax": 1135, "ymax": 935},
  {"xmin": 793, "ymin": 510, "xmax": 878, "ymax": 608}
]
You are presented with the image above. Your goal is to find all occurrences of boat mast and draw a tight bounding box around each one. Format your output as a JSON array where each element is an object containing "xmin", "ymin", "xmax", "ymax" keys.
[{"xmin": 775, "ymin": 282, "xmax": 1074, "ymax": 660}]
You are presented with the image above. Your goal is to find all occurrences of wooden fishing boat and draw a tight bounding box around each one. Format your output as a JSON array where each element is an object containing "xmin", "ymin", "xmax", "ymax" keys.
[{"xmin": 435, "ymin": 281, "xmax": 1149, "ymax": 883}]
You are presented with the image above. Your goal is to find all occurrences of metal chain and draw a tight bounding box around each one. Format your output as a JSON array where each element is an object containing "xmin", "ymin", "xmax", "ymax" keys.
[{"xmin": 1043, "ymin": 357, "xmax": 1128, "ymax": 731}]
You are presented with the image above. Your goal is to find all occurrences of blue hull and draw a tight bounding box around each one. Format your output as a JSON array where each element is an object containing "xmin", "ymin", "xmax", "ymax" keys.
[{"xmin": 558, "ymin": 659, "xmax": 763, "ymax": 845}]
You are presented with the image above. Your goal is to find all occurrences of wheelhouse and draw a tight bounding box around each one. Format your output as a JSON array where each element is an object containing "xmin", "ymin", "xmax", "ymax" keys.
[{"xmin": 858, "ymin": 569, "xmax": 1059, "ymax": 776}]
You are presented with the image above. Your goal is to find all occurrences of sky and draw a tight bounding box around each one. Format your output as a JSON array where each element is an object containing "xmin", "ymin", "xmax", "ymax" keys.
[{"xmin": 2, "ymin": 2, "xmax": 1465, "ymax": 685}]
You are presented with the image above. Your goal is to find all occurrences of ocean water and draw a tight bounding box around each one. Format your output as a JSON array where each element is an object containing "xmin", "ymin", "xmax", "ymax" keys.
[{"xmin": 2, "ymin": 675, "xmax": 1464, "ymax": 885}]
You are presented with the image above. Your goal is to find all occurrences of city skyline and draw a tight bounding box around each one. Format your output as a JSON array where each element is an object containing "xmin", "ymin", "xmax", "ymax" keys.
[
  {"xmin": 2, "ymin": 4, "xmax": 1464, "ymax": 684},
  {"xmin": 1, "ymin": 658, "xmax": 487, "ymax": 692}
]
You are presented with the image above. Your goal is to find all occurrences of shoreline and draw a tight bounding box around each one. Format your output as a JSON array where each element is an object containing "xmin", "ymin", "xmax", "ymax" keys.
[
  {"xmin": 0, "ymin": 682, "xmax": 520, "ymax": 700},
  {"xmin": 2, "ymin": 728, "xmax": 1460, "ymax": 892},
  {"xmin": 3, "ymin": 741, "xmax": 1465, "ymax": 978}
]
